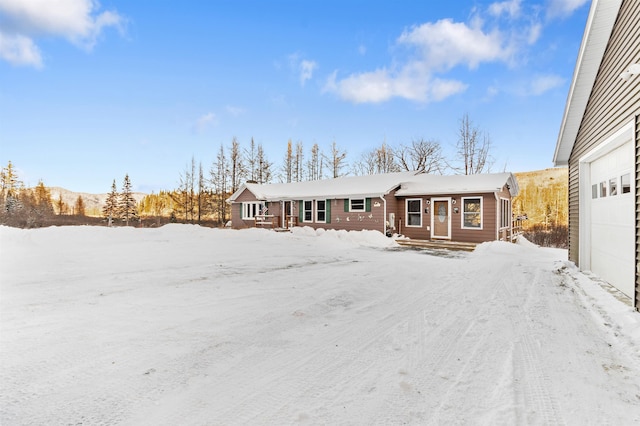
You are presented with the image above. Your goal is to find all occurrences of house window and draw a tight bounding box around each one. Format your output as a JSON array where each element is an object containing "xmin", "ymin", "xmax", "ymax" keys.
[
  {"xmin": 242, "ymin": 202, "xmax": 264, "ymax": 219},
  {"xmin": 500, "ymin": 199, "xmax": 510, "ymax": 229},
  {"xmin": 600, "ymin": 181, "xmax": 607, "ymax": 197},
  {"xmin": 621, "ymin": 173, "xmax": 631, "ymax": 194},
  {"xmin": 609, "ymin": 177, "xmax": 617, "ymax": 196},
  {"xmin": 303, "ymin": 200, "xmax": 313, "ymax": 222},
  {"xmin": 406, "ymin": 199, "xmax": 422, "ymax": 227},
  {"xmin": 592, "ymin": 184, "xmax": 598, "ymax": 199},
  {"xmin": 316, "ymin": 200, "xmax": 326, "ymax": 222},
  {"xmin": 462, "ymin": 197, "xmax": 482, "ymax": 229},
  {"xmin": 350, "ymin": 198, "xmax": 365, "ymax": 212}
]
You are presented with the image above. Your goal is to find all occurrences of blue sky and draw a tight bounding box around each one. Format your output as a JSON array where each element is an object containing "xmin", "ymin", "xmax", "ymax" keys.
[{"xmin": 0, "ymin": 0, "xmax": 590, "ymax": 194}]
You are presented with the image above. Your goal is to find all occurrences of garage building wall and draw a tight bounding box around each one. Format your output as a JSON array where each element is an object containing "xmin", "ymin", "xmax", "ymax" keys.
[{"xmin": 567, "ymin": 0, "xmax": 639, "ymax": 307}]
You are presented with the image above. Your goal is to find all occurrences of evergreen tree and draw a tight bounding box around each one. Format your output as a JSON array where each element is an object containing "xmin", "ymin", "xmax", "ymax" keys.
[
  {"xmin": 103, "ymin": 179, "xmax": 119, "ymax": 223},
  {"xmin": 1, "ymin": 161, "xmax": 22, "ymax": 216},
  {"xmin": 74, "ymin": 195, "xmax": 86, "ymax": 216},
  {"xmin": 119, "ymin": 174, "xmax": 138, "ymax": 226},
  {"xmin": 33, "ymin": 180, "xmax": 54, "ymax": 221}
]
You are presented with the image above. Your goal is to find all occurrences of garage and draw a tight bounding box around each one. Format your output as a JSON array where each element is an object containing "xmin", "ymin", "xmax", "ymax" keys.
[{"xmin": 588, "ymin": 139, "xmax": 635, "ymax": 298}]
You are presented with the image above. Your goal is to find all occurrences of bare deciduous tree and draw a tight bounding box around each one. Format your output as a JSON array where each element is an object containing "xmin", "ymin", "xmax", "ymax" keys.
[
  {"xmin": 454, "ymin": 113, "xmax": 493, "ymax": 175},
  {"xmin": 353, "ymin": 142, "xmax": 399, "ymax": 175},
  {"xmin": 325, "ymin": 141, "xmax": 348, "ymax": 178},
  {"xmin": 396, "ymin": 139, "xmax": 444, "ymax": 173}
]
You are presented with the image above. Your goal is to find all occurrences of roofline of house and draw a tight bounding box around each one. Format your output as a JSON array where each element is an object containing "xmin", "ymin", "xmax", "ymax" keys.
[{"xmin": 553, "ymin": 0, "xmax": 622, "ymax": 166}]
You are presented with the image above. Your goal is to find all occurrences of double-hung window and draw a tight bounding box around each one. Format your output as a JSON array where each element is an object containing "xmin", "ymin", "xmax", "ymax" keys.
[
  {"xmin": 406, "ymin": 199, "xmax": 422, "ymax": 227},
  {"xmin": 242, "ymin": 202, "xmax": 264, "ymax": 220},
  {"xmin": 303, "ymin": 200, "xmax": 313, "ymax": 222},
  {"xmin": 462, "ymin": 197, "xmax": 482, "ymax": 229},
  {"xmin": 316, "ymin": 200, "xmax": 326, "ymax": 222}
]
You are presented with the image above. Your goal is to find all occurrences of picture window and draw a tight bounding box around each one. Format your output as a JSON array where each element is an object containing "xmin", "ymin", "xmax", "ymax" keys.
[{"xmin": 462, "ymin": 197, "xmax": 482, "ymax": 229}]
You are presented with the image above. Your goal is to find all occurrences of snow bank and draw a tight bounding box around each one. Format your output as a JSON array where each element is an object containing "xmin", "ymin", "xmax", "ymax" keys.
[
  {"xmin": 290, "ymin": 226, "xmax": 398, "ymax": 249},
  {"xmin": 560, "ymin": 261, "xmax": 640, "ymax": 359}
]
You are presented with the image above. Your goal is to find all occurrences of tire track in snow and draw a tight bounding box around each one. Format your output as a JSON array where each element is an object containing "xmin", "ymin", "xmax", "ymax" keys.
[{"xmin": 135, "ymin": 257, "xmax": 459, "ymax": 425}]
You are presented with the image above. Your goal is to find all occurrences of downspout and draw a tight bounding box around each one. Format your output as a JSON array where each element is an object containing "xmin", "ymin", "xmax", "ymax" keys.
[{"xmin": 380, "ymin": 195, "xmax": 387, "ymax": 235}]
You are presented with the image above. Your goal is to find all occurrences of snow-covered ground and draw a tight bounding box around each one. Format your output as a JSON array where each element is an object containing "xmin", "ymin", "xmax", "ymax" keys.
[{"xmin": 1, "ymin": 225, "xmax": 639, "ymax": 425}]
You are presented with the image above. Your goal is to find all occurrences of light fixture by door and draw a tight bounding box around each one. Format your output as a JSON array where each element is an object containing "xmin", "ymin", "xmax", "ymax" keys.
[{"xmin": 620, "ymin": 63, "xmax": 640, "ymax": 81}]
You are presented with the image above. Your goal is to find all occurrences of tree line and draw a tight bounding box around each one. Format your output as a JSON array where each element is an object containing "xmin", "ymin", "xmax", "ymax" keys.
[
  {"xmin": 0, "ymin": 161, "xmax": 89, "ymax": 227},
  {"xmin": 139, "ymin": 113, "xmax": 495, "ymax": 225},
  {"xmin": 1, "ymin": 113, "xmax": 496, "ymax": 228}
]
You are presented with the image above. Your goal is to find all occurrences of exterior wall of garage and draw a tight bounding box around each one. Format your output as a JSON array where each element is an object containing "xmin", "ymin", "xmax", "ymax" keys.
[{"xmin": 567, "ymin": 0, "xmax": 639, "ymax": 308}]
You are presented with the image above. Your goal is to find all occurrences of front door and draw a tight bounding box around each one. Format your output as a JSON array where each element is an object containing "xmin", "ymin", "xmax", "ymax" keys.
[
  {"xmin": 432, "ymin": 199, "xmax": 450, "ymax": 239},
  {"xmin": 283, "ymin": 201, "xmax": 293, "ymax": 228}
]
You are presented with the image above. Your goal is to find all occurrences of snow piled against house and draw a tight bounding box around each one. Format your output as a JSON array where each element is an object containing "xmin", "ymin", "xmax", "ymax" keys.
[{"xmin": 1, "ymin": 225, "xmax": 639, "ymax": 425}]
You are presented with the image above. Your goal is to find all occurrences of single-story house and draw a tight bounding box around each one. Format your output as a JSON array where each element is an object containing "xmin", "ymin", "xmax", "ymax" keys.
[
  {"xmin": 227, "ymin": 171, "xmax": 519, "ymax": 244},
  {"xmin": 553, "ymin": 0, "xmax": 638, "ymax": 309}
]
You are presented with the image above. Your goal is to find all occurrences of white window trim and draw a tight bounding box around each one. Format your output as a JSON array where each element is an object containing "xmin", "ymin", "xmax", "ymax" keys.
[
  {"xmin": 349, "ymin": 198, "xmax": 366, "ymax": 212},
  {"xmin": 242, "ymin": 201, "xmax": 264, "ymax": 220},
  {"xmin": 405, "ymin": 198, "xmax": 422, "ymax": 228},
  {"xmin": 302, "ymin": 200, "xmax": 314, "ymax": 223},
  {"xmin": 315, "ymin": 200, "xmax": 326, "ymax": 223},
  {"xmin": 461, "ymin": 196, "xmax": 483, "ymax": 230}
]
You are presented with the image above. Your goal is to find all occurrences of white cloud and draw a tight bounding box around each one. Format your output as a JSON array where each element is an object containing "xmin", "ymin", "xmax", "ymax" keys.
[
  {"xmin": 529, "ymin": 74, "xmax": 565, "ymax": 95},
  {"xmin": 527, "ymin": 22, "xmax": 542, "ymax": 45},
  {"xmin": 323, "ymin": 66, "xmax": 467, "ymax": 104},
  {"xmin": 287, "ymin": 53, "xmax": 318, "ymax": 86},
  {"xmin": 195, "ymin": 112, "xmax": 218, "ymax": 133},
  {"xmin": 0, "ymin": 0, "xmax": 124, "ymax": 67},
  {"xmin": 489, "ymin": 0, "xmax": 521, "ymax": 18},
  {"xmin": 546, "ymin": 0, "xmax": 589, "ymax": 19},
  {"xmin": 299, "ymin": 60, "xmax": 317, "ymax": 86},
  {"xmin": 325, "ymin": 18, "xmax": 507, "ymax": 104},
  {"xmin": 225, "ymin": 106, "xmax": 245, "ymax": 117},
  {"xmin": 397, "ymin": 19, "xmax": 513, "ymax": 71},
  {"xmin": 0, "ymin": 32, "xmax": 42, "ymax": 67}
]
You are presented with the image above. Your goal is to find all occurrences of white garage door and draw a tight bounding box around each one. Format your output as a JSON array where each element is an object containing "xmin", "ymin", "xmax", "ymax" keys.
[{"xmin": 589, "ymin": 140, "xmax": 634, "ymax": 298}]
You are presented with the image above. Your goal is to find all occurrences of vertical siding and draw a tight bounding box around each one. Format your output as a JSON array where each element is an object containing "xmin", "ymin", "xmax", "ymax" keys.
[{"xmin": 568, "ymin": 0, "xmax": 640, "ymax": 274}]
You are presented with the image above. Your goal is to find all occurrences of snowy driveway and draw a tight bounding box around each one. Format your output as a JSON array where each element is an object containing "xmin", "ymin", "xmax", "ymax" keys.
[{"xmin": 1, "ymin": 225, "xmax": 639, "ymax": 425}]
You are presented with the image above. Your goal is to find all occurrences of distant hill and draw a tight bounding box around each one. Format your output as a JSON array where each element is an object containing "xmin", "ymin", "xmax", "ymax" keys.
[
  {"xmin": 512, "ymin": 168, "xmax": 568, "ymax": 228},
  {"xmin": 49, "ymin": 187, "xmax": 147, "ymax": 216}
]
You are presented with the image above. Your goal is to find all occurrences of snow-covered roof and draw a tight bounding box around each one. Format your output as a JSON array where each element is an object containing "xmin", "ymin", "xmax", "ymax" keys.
[
  {"xmin": 228, "ymin": 171, "xmax": 518, "ymax": 202},
  {"xmin": 553, "ymin": 0, "xmax": 622, "ymax": 166},
  {"xmin": 394, "ymin": 172, "xmax": 518, "ymax": 197},
  {"xmin": 228, "ymin": 171, "xmax": 420, "ymax": 202}
]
